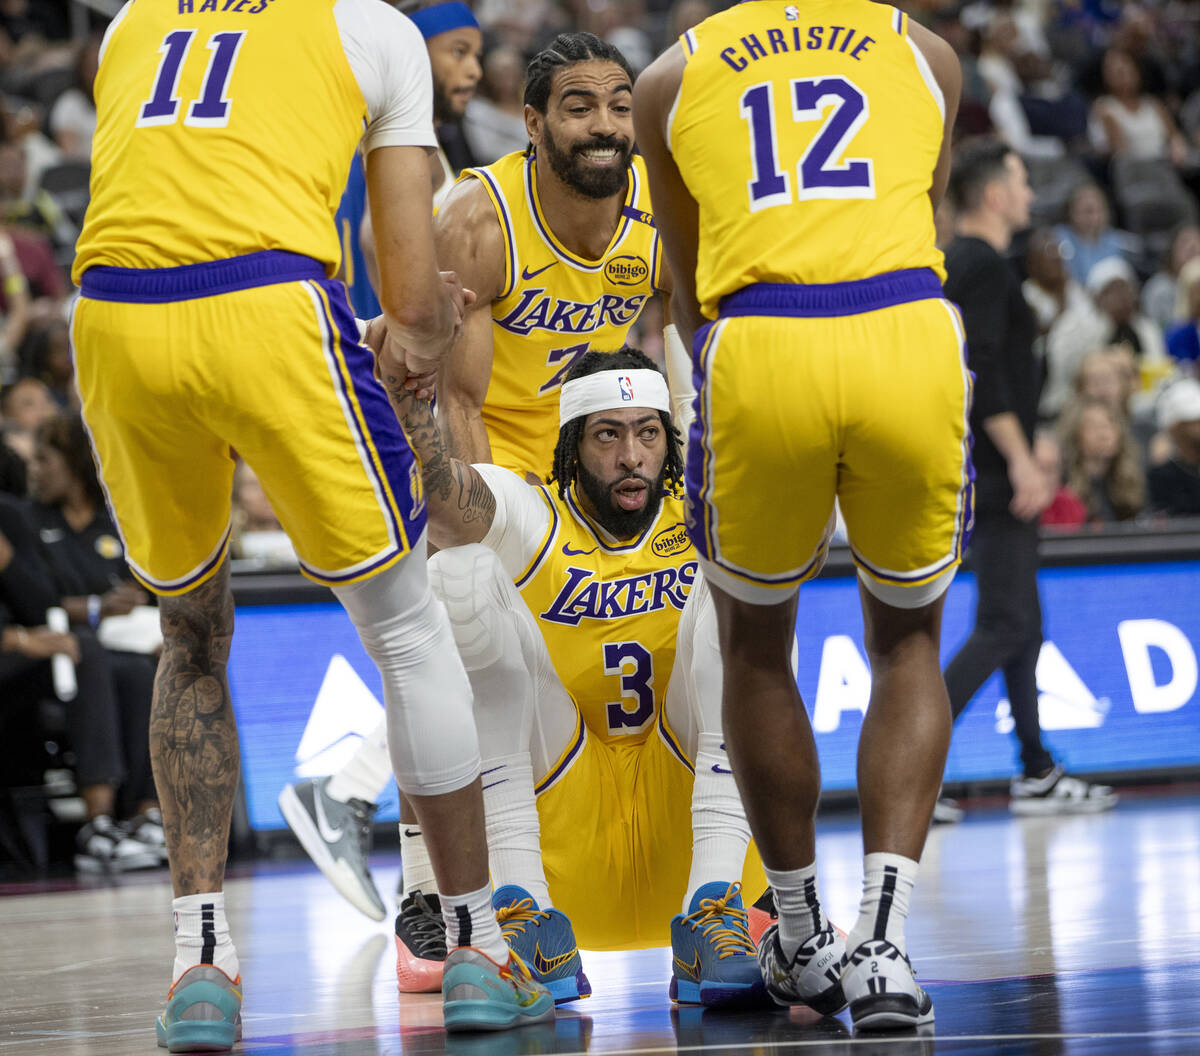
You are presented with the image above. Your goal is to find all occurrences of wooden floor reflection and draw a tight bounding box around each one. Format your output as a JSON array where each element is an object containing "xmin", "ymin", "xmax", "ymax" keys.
[{"xmin": 3, "ymin": 790, "xmax": 1198, "ymax": 1055}]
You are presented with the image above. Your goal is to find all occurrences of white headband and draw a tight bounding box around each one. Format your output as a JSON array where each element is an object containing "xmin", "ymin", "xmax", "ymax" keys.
[{"xmin": 558, "ymin": 368, "xmax": 671, "ymax": 429}]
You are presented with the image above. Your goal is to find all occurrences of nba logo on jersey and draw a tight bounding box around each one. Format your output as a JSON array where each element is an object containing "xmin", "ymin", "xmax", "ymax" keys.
[
  {"xmin": 785, "ymin": 5, "xmax": 799, "ymax": 19},
  {"xmin": 619, "ymin": 376, "xmax": 635, "ymax": 402}
]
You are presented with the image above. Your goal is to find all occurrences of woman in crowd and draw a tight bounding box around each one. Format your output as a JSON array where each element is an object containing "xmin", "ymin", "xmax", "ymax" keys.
[{"xmin": 1058, "ymin": 397, "xmax": 1147, "ymax": 523}]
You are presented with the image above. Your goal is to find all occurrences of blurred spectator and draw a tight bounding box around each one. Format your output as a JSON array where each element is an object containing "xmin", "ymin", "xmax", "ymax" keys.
[
  {"xmin": 1022, "ymin": 227, "xmax": 1088, "ymax": 335},
  {"xmin": 1163, "ymin": 256, "xmax": 1200, "ymax": 365},
  {"xmin": 0, "ymin": 434, "xmax": 26, "ymax": 495},
  {"xmin": 1073, "ymin": 344, "xmax": 1136, "ymax": 419},
  {"xmin": 1042, "ymin": 255, "xmax": 1168, "ymax": 418},
  {"xmin": 1148, "ymin": 377, "xmax": 1200, "ymax": 516},
  {"xmin": 1141, "ymin": 221, "xmax": 1200, "ymax": 331},
  {"xmin": 0, "ymin": 138, "xmax": 64, "ymax": 242},
  {"xmin": 25, "ymin": 316, "xmax": 75, "ymax": 409},
  {"xmin": 1059, "ymin": 396, "xmax": 1146, "ymax": 523},
  {"xmin": 0, "ymin": 373, "xmax": 54, "ymax": 428},
  {"xmin": 48, "ymin": 34, "xmax": 100, "ymax": 161},
  {"xmin": 463, "ymin": 44, "xmax": 528, "ymax": 163},
  {"xmin": 1090, "ymin": 48, "xmax": 1188, "ymax": 165},
  {"xmin": 1035, "ymin": 429, "xmax": 1089, "ymax": 529},
  {"xmin": 1053, "ymin": 183, "xmax": 1134, "ymax": 286},
  {"xmin": 0, "ymin": 226, "xmax": 29, "ymax": 375},
  {"xmin": 0, "ymin": 98, "xmax": 62, "ymax": 205},
  {"xmin": 230, "ymin": 460, "xmax": 298, "ymax": 568}
]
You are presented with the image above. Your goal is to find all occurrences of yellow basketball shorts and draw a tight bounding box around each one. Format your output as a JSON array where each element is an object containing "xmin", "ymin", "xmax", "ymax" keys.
[
  {"xmin": 685, "ymin": 270, "xmax": 974, "ymax": 605},
  {"xmin": 533, "ymin": 710, "xmax": 766, "ymax": 951},
  {"xmin": 73, "ymin": 251, "xmax": 423, "ymax": 595}
]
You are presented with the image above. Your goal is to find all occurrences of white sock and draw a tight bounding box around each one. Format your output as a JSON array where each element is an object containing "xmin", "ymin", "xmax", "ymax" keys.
[
  {"xmin": 763, "ymin": 861, "xmax": 829, "ymax": 961},
  {"xmin": 684, "ymin": 734, "xmax": 752, "ymax": 911},
  {"xmin": 172, "ymin": 892, "xmax": 238, "ymax": 983},
  {"xmin": 400, "ymin": 823, "xmax": 437, "ymax": 897},
  {"xmin": 326, "ymin": 718, "xmax": 392, "ymax": 805},
  {"xmin": 846, "ymin": 852, "xmax": 919, "ymax": 958},
  {"xmin": 482, "ymin": 753, "xmax": 552, "ymax": 908},
  {"xmin": 442, "ymin": 882, "xmax": 508, "ymax": 963}
]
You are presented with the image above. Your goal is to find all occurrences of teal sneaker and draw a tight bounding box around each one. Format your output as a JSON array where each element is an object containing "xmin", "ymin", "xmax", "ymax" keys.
[
  {"xmin": 155, "ymin": 964, "xmax": 242, "ymax": 1053},
  {"xmin": 493, "ymin": 884, "xmax": 591, "ymax": 1004},
  {"xmin": 670, "ymin": 881, "xmax": 766, "ymax": 1008},
  {"xmin": 442, "ymin": 946, "xmax": 556, "ymax": 1032}
]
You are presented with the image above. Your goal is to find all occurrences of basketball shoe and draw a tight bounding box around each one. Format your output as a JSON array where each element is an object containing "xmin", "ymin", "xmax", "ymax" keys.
[
  {"xmin": 442, "ymin": 946, "xmax": 556, "ymax": 1032},
  {"xmin": 277, "ymin": 777, "xmax": 386, "ymax": 921},
  {"xmin": 395, "ymin": 889, "xmax": 447, "ymax": 993},
  {"xmin": 841, "ymin": 938, "xmax": 934, "ymax": 1031},
  {"xmin": 670, "ymin": 881, "xmax": 765, "ymax": 1008},
  {"xmin": 155, "ymin": 964, "xmax": 242, "ymax": 1053},
  {"xmin": 1009, "ymin": 766, "xmax": 1118, "ymax": 816},
  {"xmin": 756, "ymin": 921, "xmax": 847, "ymax": 1015},
  {"xmin": 75, "ymin": 814, "xmax": 160, "ymax": 873},
  {"xmin": 492, "ymin": 885, "xmax": 590, "ymax": 1004}
]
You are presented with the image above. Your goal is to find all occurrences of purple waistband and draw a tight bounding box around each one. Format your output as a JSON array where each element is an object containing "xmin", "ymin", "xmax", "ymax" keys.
[
  {"xmin": 718, "ymin": 268, "xmax": 944, "ymax": 319},
  {"xmin": 78, "ymin": 250, "xmax": 327, "ymax": 304}
]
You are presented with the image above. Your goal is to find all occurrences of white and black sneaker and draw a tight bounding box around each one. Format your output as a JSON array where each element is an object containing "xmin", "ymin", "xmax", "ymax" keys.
[
  {"xmin": 1009, "ymin": 766, "xmax": 1118, "ymax": 816},
  {"xmin": 124, "ymin": 806, "xmax": 169, "ymax": 865},
  {"xmin": 756, "ymin": 922, "xmax": 847, "ymax": 1015},
  {"xmin": 931, "ymin": 796, "xmax": 964, "ymax": 825},
  {"xmin": 75, "ymin": 815, "xmax": 160, "ymax": 873},
  {"xmin": 842, "ymin": 939, "xmax": 933, "ymax": 1031},
  {"xmin": 278, "ymin": 777, "xmax": 386, "ymax": 921}
]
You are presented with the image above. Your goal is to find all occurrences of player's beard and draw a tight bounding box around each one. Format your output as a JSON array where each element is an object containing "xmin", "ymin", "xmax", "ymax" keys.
[
  {"xmin": 540, "ymin": 123, "xmax": 631, "ymax": 200},
  {"xmin": 575, "ymin": 461, "xmax": 666, "ymax": 539},
  {"xmin": 433, "ymin": 79, "xmax": 458, "ymax": 125}
]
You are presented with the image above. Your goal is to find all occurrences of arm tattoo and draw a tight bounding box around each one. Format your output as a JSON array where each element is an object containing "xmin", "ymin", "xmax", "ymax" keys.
[{"xmin": 381, "ymin": 379, "xmax": 497, "ymax": 538}]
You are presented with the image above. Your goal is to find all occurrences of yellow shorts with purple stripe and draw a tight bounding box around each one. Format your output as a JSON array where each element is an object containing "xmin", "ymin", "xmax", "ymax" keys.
[
  {"xmin": 533, "ymin": 710, "xmax": 766, "ymax": 951},
  {"xmin": 72, "ymin": 251, "xmax": 423, "ymax": 595},
  {"xmin": 686, "ymin": 270, "xmax": 974, "ymax": 605}
]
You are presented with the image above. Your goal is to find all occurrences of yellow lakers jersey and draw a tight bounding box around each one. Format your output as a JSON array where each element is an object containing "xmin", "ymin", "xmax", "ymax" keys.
[
  {"xmin": 514, "ymin": 485, "xmax": 695, "ymax": 751},
  {"xmin": 74, "ymin": 0, "xmax": 365, "ymax": 280},
  {"xmin": 459, "ymin": 151, "xmax": 664, "ymax": 477},
  {"xmin": 672, "ymin": 0, "xmax": 945, "ymax": 317}
]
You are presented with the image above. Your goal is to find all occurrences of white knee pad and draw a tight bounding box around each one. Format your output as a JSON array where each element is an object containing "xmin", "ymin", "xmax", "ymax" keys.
[
  {"xmin": 429, "ymin": 545, "xmax": 517, "ymax": 671},
  {"xmin": 333, "ymin": 544, "xmax": 480, "ymax": 798}
]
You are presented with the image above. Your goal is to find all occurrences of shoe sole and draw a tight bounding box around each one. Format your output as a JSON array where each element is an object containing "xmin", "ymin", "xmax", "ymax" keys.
[
  {"xmin": 75, "ymin": 850, "xmax": 161, "ymax": 874},
  {"xmin": 443, "ymin": 998, "xmax": 555, "ymax": 1032},
  {"xmin": 156, "ymin": 1017, "xmax": 237, "ymax": 1052},
  {"xmin": 277, "ymin": 785, "xmax": 386, "ymax": 922},
  {"xmin": 850, "ymin": 994, "xmax": 935, "ymax": 1031},
  {"xmin": 671, "ymin": 974, "xmax": 769, "ymax": 1009},
  {"xmin": 395, "ymin": 933, "xmax": 444, "ymax": 993},
  {"xmin": 1009, "ymin": 795, "xmax": 1118, "ymax": 816},
  {"xmin": 545, "ymin": 967, "xmax": 592, "ymax": 1004}
]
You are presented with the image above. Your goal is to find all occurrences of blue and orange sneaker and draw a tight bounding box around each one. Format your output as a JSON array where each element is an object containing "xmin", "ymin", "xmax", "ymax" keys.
[
  {"xmin": 493, "ymin": 884, "xmax": 591, "ymax": 1004},
  {"xmin": 670, "ymin": 881, "xmax": 766, "ymax": 1008},
  {"xmin": 155, "ymin": 964, "xmax": 242, "ymax": 1053},
  {"xmin": 442, "ymin": 946, "xmax": 555, "ymax": 1032}
]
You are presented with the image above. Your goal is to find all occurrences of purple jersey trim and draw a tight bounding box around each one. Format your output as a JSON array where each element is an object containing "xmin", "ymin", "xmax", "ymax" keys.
[
  {"xmin": 717, "ymin": 268, "xmax": 943, "ymax": 319},
  {"xmin": 78, "ymin": 250, "xmax": 325, "ymax": 303}
]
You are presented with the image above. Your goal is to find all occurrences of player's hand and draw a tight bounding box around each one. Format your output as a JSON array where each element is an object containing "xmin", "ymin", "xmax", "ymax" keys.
[
  {"xmin": 102, "ymin": 580, "xmax": 148, "ymax": 617},
  {"xmin": 19, "ymin": 627, "xmax": 81, "ymax": 662},
  {"xmin": 402, "ymin": 271, "xmax": 476, "ymax": 376},
  {"xmin": 1008, "ymin": 453, "xmax": 1052, "ymax": 521}
]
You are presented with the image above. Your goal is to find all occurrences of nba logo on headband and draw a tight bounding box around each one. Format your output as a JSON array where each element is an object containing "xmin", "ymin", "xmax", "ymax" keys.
[{"xmin": 619, "ymin": 376, "xmax": 635, "ymax": 402}]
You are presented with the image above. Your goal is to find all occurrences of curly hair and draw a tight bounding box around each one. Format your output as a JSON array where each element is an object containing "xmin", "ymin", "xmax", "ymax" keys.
[
  {"xmin": 1058, "ymin": 397, "xmax": 1145, "ymax": 521},
  {"xmin": 35, "ymin": 413, "xmax": 105, "ymax": 510},
  {"xmin": 548, "ymin": 348, "xmax": 684, "ymax": 500},
  {"xmin": 523, "ymin": 32, "xmax": 634, "ymax": 116}
]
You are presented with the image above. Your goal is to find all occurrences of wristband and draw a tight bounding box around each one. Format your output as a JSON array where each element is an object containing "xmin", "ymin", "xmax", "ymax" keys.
[{"xmin": 87, "ymin": 594, "xmax": 102, "ymax": 628}]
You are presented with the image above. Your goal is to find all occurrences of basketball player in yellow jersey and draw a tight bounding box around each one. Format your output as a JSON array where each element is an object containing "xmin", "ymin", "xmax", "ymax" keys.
[
  {"xmin": 378, "ymin": 348, "xmax": 772, "ymax": 1008},
  {"xmin": 635, "ymin": 0, "xmax": 965, "ymax": 1032},
  {"xmin": 70, "ymin": 0, "xmax": 552, "ymax": 1045},
  {"xmin": 434, "ymin": 32, "xmax": 670, "ymax": 477}
]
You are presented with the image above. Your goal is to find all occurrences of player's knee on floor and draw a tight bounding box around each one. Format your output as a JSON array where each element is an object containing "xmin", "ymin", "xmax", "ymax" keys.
[{"xmin": 429, "ymin": 544, "xmax": 516, "ymax": 671}]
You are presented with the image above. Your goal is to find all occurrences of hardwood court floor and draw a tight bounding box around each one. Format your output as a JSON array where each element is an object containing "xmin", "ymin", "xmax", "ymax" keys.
[{"xmin": 2, "ymin": 790, "xmax": 1198, "ymax": 1055}]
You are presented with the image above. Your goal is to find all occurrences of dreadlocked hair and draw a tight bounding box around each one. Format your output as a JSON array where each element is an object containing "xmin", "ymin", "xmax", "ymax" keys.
[
  {"xmin": 549, "ymin": 347, "xmax": 685, "ymax": 501},
  {"xmin": 523, "ymin": 32, "xmax": 635, "ymax": 116}
]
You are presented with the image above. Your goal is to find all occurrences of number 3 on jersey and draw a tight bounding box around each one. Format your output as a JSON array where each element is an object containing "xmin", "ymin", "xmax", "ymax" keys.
[
  {"xmin": 740, "ymin": 75, "xmax": 875, "ymax": 210},
  {"xmin": 138, "ymin": 30, "xmax": 246, "ymax": 128},
  {"xmin": 604, "ymin": 641, "xmax": 654, "ymax": 735}
]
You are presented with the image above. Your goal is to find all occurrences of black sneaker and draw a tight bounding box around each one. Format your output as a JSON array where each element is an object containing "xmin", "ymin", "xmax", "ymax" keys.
[
  {"xmin": 75, "ymin": 815, "xmax": 160, "ymax": 873},
  {"xmin": 394, "ymin": 890, "xmax": 447, "ymax": 993}
]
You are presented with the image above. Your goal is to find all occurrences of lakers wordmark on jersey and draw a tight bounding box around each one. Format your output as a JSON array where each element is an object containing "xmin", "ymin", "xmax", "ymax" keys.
[{"xmin": 458, "ymin": 151, "xmax": 664, "ymax": 477}]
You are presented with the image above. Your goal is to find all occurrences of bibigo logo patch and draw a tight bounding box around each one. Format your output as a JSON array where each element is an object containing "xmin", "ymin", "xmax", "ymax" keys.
[
  {"xmin": 652, "ymin": 522, "xmax": 692, "ymax": 558},
  {"xmin": 605, "ymin": 255, "xmax": 649, "ymax": 286}
]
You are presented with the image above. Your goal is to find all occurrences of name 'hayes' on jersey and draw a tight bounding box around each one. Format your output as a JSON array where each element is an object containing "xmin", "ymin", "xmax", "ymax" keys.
[
  {"xmin": 672, "ymin": 0, "xmax": 946, "ymax": 318},
  {"xmin": 459, "ymin": 150, "xmax": 664, "ymax": 477},
  {"xmin": 514, "ymin": 482, "xmax": 695, "ymax": 749}
]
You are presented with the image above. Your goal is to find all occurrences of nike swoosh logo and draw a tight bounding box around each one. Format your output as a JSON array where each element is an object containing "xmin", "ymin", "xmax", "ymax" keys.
[
  {"xmin": 521, "ymin": 261, "xmax": 557, "ymax": 281},
  {"xmin": 711, "ymin": 763, "xmax": 733, "ymax": 774},
  {"xmin": 672, "ymin": 950, "xmax": 702, "ymax": 981},
  {"xmin": 313, "ymin": 787, "xmax": 343, "ymax": 843},
  {"xmin": 562, "ymin": 542, "xmax": 597, "ymax": 557},
  {"xmin": 402, "ymin": 828, "xmax": 422, "ymax": 838},
  {"xmin": 534, "ymin": 944, "xmax": 577, "ymax": 974}
]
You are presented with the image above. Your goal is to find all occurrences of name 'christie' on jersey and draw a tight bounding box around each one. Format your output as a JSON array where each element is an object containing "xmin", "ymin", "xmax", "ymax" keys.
[
  {"xmin": 458, "ymin": 150, "xmax": 664, "ymax": 476},
  {"xmin": 474, "ymin": 463, "xmax": 695, "ymax": 749},
  {"xmin": 671, "ymin": 0, "xmax": 946, "ymax": 317}
]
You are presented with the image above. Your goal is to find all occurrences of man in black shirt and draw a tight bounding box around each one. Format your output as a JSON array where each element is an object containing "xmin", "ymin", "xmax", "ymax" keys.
[
  {"xmin": 1149, "ymin": 378, "xmax": 1200, "ymax": 516},
  {"xmin": 939, "ymin": 140, "xmax": 1116, "ymax": 818}
]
